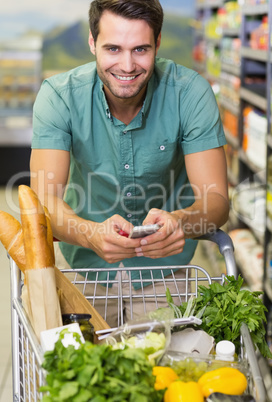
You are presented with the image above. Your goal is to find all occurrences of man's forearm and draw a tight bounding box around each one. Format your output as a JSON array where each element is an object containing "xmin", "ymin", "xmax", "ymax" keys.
[
  {"xmin": 43, "ymin": 194, "xmax": 94, "ymax": 248},
  {"xmin": 172, "ymin": 192, "xmax": 229, "ymax": 239}
]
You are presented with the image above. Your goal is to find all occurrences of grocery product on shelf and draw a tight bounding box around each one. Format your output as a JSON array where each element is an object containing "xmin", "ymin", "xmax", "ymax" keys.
[
  {"xmin": 229, "ymin": 229, "xmax": 264, "ymax": 291},
  {"xmin": 205, "ymin": 12, "xmax": 222, "ymax": 40},
  {"xmin": 267, "ymin": 154, "xmax": 272, "ymax": 221},
  {"xmin": 266, "ymin": 241, "xmax": 272, "ymax": 291},
  {"xmin": 221, "ymin": 37, "xmax": 241, "ymax": 68},
  {"xmin": 222, "ymin": 110, "xmax": 239, "ymax": 138},
  {"xmin": 219, "ymin": 71, "xmax": 241, "ymax": 107},
  {"xmin": 244, "ymin": 0, "xmax": 268, "ymax": 4},
  {"xmin": 242, "ymin": 107, "xmax": 267, "ymax": 170},
  {"xmin": 206, "ymin": 44, "xmax": 221, "ymax": 78},
  {"xmin": 249, "ymin": 15, "xmax": 269, "ymax": 50}
]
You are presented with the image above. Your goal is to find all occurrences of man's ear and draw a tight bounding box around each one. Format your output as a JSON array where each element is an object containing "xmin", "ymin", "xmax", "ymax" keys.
[
  {"xmin": 88, "ymin": 30, "xmax": 96, "ymax": 55},
  {"xmin": 155, "ymin": 32, "xmax": 161, "ymax": 55}
]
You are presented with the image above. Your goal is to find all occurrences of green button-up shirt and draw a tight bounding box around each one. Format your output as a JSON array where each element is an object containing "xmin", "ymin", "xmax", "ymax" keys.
[{"xmin": 32, "ymin": 57, "xmax": 226, "ymax": 286}]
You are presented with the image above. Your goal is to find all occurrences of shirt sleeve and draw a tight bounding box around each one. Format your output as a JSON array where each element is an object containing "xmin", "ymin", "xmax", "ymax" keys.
[
  {"xmin": 32, "ymin": 80, "xmax": 72, "ymax": 151},
  {"xmin": 180, "ymin": 73, "xmax": 226, "ymax": 155}
]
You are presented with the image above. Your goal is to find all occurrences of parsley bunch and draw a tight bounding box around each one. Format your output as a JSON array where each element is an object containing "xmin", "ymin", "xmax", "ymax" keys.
[
  {"xmin": 41, "ymin": 332, "xmax": 164, "ymax": 402},
  {"xmin": 167, "ymin": 275, "xmax": 272, "ymax": 359}
]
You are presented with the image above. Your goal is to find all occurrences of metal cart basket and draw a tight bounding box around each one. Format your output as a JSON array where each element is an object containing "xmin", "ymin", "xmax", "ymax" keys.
[{"xmin": 10, "ymin": 230, "xmax": 268, "ymax": 401}]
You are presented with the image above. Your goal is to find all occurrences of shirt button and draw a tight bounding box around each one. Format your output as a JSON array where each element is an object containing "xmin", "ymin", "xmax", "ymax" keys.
[
  {"xmin": 124, "ymin": 164, "xmax": 130, "ymax": 169},
  {"xmin": 123, "ymin": 130, "xmax": 127, "ymax": 134},
  {"xmin": 160, "ymin": 145, "xmax": 165, "ymax": 151},
  {"xmin": 127, "ymin": 192, "xmax": 132, "ymax": 197},
  {"xmin": 127, "ymin": 214, "xmax": 132, "ymax": 218}
]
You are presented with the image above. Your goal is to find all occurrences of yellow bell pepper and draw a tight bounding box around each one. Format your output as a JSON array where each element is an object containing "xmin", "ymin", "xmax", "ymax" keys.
[
  {"xmin": 198, "ymin": 367, "xmax": 247, "ymax": 397},
  {"xmin": 164, "ymin": 380, "xmax": 204, "ymax": 402},
  {"xmin": 152, "ymin": 366, "xmax": 179, "ymax": 390}
]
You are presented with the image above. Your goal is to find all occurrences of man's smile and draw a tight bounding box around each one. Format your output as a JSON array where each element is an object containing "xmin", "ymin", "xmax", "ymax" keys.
[{"xmin": 112, "ymin": 73, "xmax": 141, "ymax": 81}]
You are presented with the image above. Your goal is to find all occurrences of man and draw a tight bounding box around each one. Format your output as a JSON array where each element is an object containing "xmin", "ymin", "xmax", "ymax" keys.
[{"xmin": 30, "ymin": 0, "xmax": 229, "ymax": 325}]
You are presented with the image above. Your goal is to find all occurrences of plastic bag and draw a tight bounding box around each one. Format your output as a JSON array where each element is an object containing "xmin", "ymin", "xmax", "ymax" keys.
[{"xmin": 105, "ymin": 308, "xmax": 173, "ymax": 365}]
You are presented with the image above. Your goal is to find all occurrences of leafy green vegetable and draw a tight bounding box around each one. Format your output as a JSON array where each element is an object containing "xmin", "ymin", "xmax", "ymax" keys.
[
  {"xmin": 167, "ymin": 275, "xmax": 272, "ymax": 359},
  {"xmin": 111, "ymin": 332, "xmax": 167, "ymax": 366},
  {"xmin": 40, "ymin": 331, "xmax": 164, "ymax": 401}
]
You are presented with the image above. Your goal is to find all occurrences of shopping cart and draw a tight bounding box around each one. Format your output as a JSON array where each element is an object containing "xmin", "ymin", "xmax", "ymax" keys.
[{"xmin": 10, "ymin": 229, "xmax": 268, "ymax": 401}]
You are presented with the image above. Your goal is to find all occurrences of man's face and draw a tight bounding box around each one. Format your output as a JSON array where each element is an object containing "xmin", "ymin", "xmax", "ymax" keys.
[{"xmin": 89, "ymin": 11, "xmax": 161, "ymax": 101}]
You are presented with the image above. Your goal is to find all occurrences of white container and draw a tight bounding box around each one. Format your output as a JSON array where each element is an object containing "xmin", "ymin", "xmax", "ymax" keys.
[
  {"xmin": 168, "ymin": 328, "xmax": 214, "ymax": 355},
  {"xmin": 216, "ymin": 340, "xmax": 235, "ymax": 361}
]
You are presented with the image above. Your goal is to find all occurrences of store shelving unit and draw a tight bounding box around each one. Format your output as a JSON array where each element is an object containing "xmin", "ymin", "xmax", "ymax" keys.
[
  {"xmin": 0, "ymin": 36, "xmax": 42, "ymax": 185},
  {"xmin": 239, "ymin": 0, "xmax": 271, "ymax": 309},
  {"xmin": 194, "ymin": 0, "xmax": 272, "ymax": 373}
]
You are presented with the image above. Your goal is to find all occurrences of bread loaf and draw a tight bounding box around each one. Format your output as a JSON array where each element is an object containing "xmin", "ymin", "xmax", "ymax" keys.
[
  {"xmin": 19, "ymin": 185, "xmax": 55, "ymax": 269},
  {"xmin": 0, "ymin": 211, "xmax": 26, "ymax": 272}
]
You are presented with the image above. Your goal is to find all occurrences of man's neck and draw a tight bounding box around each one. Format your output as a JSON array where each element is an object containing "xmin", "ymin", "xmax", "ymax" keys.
[{"xmin": 104, "ymin": 88, "xmax": 146, "ymax": 125}]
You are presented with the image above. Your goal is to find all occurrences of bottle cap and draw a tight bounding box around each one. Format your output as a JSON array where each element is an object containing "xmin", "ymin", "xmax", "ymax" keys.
[{"xmin": 216, "ymin": 340, "xmax": 235, "ymax": 361}]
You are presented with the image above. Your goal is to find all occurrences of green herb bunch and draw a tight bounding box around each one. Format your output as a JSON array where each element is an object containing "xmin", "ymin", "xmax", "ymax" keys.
[
  {"xmin": 41, "ymin": 331, "xmax": 164, "ymax": 402},
  {"xmin": 167, "ymin": 275, "xmax": 272, "ymax": 359}
]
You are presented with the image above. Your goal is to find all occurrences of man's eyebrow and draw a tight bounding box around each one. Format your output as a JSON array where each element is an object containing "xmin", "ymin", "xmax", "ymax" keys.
[{"xmin": 102, "ymin": 43, "xmax": 153, "ymax": 49}]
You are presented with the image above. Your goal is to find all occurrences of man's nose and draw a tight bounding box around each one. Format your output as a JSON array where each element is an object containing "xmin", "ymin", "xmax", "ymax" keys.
[{"xmin": 120, "ymin": 52, "xmax": 135, "ymax": 72}]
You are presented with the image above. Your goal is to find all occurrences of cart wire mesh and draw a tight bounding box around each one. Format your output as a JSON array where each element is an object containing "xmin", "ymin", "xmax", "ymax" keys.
[{"xmin": 59, "ymin": 264, "xmax": 224, "ymax": 327}]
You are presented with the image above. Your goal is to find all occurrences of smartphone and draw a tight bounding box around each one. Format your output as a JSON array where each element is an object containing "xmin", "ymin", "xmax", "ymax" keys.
[{"xmin": 129, "ymin": 224, "xmax": 161, "ymax": 239}]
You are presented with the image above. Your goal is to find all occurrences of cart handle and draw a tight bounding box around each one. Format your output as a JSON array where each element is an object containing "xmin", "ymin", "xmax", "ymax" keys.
[{"xmin": 196, "ymin": 229, "xmax": 237, "ymax": 279}]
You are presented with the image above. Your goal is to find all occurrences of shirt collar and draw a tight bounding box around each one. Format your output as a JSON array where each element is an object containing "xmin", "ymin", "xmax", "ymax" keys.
[
  {"xmin": 98, "ymin": 72, "xmax": 155, "ymax": 121},
  {"xmin": 142, "ymin": 72, "xmax": 154, "ymax": 116},
  {"xmin": 98, "ymin": 78, "xmax": 112, "ymax": 120}
]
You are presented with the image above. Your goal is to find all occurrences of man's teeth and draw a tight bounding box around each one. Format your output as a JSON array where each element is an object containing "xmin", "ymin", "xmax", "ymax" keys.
[{"xmin": 115, "ymin": 75, "xmax": 136, "ymax": 81}]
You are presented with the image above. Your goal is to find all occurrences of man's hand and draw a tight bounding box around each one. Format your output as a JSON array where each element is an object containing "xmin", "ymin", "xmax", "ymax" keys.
[
  {"xmin": 82, "ymin": 214, "xmax": 141, "ymax": 264},
  {"xmin": 132, "ymin": 208, "xmax": 186, "ymax": 259}
]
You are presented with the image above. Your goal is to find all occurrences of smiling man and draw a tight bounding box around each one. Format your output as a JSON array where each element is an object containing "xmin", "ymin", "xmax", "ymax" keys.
[{"xmin": 30, "ymin": 0, "xmax": 229, "ymax": 325}]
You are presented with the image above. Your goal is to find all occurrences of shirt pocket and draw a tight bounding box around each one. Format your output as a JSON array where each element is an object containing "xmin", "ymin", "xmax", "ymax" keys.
[{"xmin": 141, "ymin": 141, "xmax": 182, "ymax": 180}]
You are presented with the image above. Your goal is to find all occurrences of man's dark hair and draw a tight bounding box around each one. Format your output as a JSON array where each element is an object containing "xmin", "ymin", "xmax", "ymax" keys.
[{"xmin": 89, "ymin": 0, "xmax": 164, "ymax": 44}]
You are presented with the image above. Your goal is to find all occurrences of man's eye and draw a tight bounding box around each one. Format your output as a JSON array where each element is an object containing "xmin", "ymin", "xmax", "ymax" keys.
[
  {"xmin": 134, "ymin": 47, "xmax": 145, "ymax": 53},
  {"xmin": 109, "ymin": 47, "xmax": 118, "ymax": 52}
]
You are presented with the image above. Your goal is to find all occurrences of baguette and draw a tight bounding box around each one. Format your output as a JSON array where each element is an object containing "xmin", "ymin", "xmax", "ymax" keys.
[
  {"xmin": 0, "ymin": 211, "xmax": 26, "ymax": 272},
  {"xmin": 18, "ymin": 185, "xmax": 54, "ymax": 269}
]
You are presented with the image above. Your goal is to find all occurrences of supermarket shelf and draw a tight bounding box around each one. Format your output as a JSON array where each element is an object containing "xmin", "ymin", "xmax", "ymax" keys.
[
  {"xmin": 219, "ymin": 96, "xmax": 240, "ymax": 116},
  {"xmin": 241, "ymin": 47, "xmax": 270, "ymax": 63},
  {"xmin": 224, "ymin": 128, "xmax": 239, "ymax": 150},
  {"xmin": 194, "ymin": 0, "xmax": 272, "ymax": 385},
  {"xmin": 240, "ymin": 87, "xmax": 267, "ymax": 111},
  {"xmin": 238, "ymin": 149, "xmax": 266, "ymax": 183},
  {"xmin": 196, "ymin": 0, "xmax": 224, "ymax": 10},
  {"xmin": 204, "ymin": 72, "xmax": 221, "ymax": 83},
  {"xmin": 221, "ymin": 27, "xmax": 241, "ymax": 37},
  {"xmin": 221, "ymin": 62, "xmax": 240, "ymax": 77},
  {"xmin": 204, "ymin": 37, "xmax": 221, "ymax": 46},
  {"xmin": 242, "ymin": 3, "xmax": 269, "ymax": 16}
]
